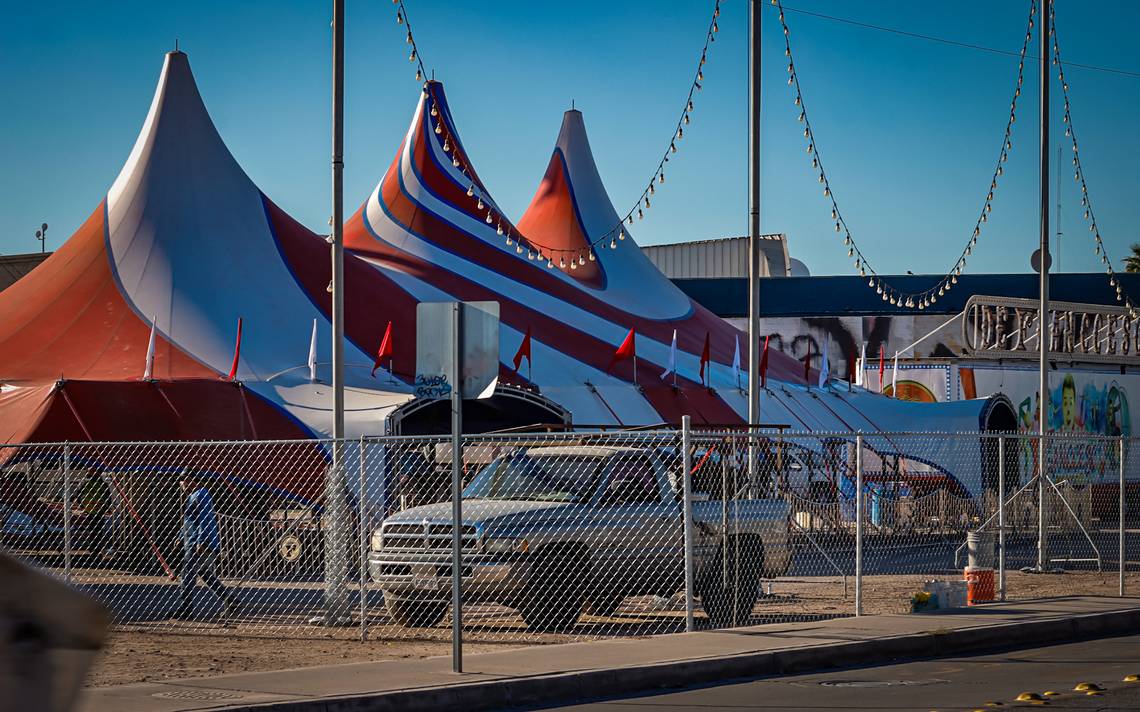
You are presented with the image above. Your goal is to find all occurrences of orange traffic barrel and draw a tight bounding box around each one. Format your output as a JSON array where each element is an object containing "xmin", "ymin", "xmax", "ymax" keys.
[{"xmin": 964, "ymin": 567, "xmax": 995, "ymax": 605}]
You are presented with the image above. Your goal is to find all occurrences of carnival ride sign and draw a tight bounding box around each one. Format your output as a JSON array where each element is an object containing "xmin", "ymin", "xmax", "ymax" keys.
[{"xmin": 962, "ymin": 295, "xmax": 1140, "ymax": 365}]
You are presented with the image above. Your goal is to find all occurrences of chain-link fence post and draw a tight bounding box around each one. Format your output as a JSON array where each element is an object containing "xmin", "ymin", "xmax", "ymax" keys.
[
  {"xmin": 681, "ymin": 416, "xmax": 694, "ymax": 632},
  {"xmin": 359, "ymin": 435, "xmax": 369, "ymax": 641},
  {"xmin": 1121, "ymin": 435, "xmax": 1126, "ymax": 597},
  {"xmin": 62, "ymin": 442, "xmax": 72, "ymax": 583},
  {"xmin": 997, "ymin": 435, "xmax": 1005, "ymax": 602},
  {"xmin": 1037, "ymin": 433, "xmax": 1048, "ymax": 570},
  {"xmin": 854, "ymin": 434, "xmax": 863, "ymax": 617}
]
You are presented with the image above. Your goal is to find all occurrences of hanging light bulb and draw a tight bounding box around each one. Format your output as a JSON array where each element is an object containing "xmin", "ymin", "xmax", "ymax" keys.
[
  {"xmin": 638, "ymin": 208, "xmax": 644, "ymax": 220},
  {"xmin": 610, "ymin": 237, "xmax": 617, "ymax": 249},
  {"xmin": 485, "ymin": 211, "xmax": 493, "ymax": 224},
  {"xmin": 847, "ymin": 247, "xmax": 854, "ymax": 258},
  {"xmin": 687, "ymin": 99, "xmax": 694, "ymax": 112},
  {"xmin": 442, "ymin": 137, "xmax": 450, "ymax": 152},
  {"xmin": 889, "ymin": 295, "xmax": 896, "ymax": 305},
  {"xmin": 938, "ymin": 286, "xmax": 945, "ymax": 297},
  {"xmin": 619, "ymin": 228, "xmax": 626, "ymax": 241},
  {"xmin": 559, "ymin": 256, "xmax": 566, "ymax": 269},
  {"xmin": 547, "ymin": 258, "xmax": 554, "ymax": 269},
  {"xmin": 477, "ymin": 197, "xmax": 484, "ymax": 210},
  {"xmin": 452, "ymin": 155, "xmax": 460, "ymax": 168},
  {"xmin": 326, "ymin": 280, "xmax": 334, "ymax": 294},
  {"xmin": 684, "ymin": 113, "xmax": 690, "ymax": 125},
  {"xmin": 823, "ymin": 186, "xmax": 830, "ymax": 197},
  {"xmin": 831, "ymin": 208, "xmax": 838, "ymax": 220},
  {"xmin": 467, "ymin": 185, "xmax": 474, "ymax": 197},
  {"xmin": 499, "ymin": 223, "xmax": 506, "ymax": 237},
  {"xmin": 905, "ymin": 297, "xmax": 915, "ymax": 308},
  {"xmin": 397, "ymin": 11, "xmax": 404, "ymax": 25},
  {"xmin": 835, "ymin": 222, "xmax": 841, "ymax": 233},
  {"xmin": 677, "ymin": 127, "xmax": 684, "ymax": 140},
  {"xmin": 930, "ymin": 293, "xmax": 937, "ymax": 304},
  {"xmin": 659, "ymin": 172, "xmax": 665, "ymax": 184},
  {"xmin": 588, "ymin": 250, "xmax": 596, "ymax": 262},
  {"xmin": 570, "ymin": 259, "xmax": 578, "ymax": 270},
  {"xmin": 868, "ymin": 277, "xmax": 875, "ymax": 288},
  {"xmin": 406, "ymin": 31, "xmax": 413, "ymax": 44},
  {"xmin": 670, "ymin": 142, "xmax": 677, "ymax": 154},
  {"xmin": 579, "ymin": 254, "xmax": 586, "ymax": 266},
  {"xmin": 881, "ymin": 292, "xmax": 888, "ymax": 302},
  {"xmin": 416, "ymin": 68, "xmax": 423, "ymax": 82},
  {"xmin": 854, "ymin": 258, "xmax": 861, "ymax": 270},
  {"xmin": 527, "ymin": 250, "xmax": 535, "ymax": 260},
  {"xmin": 434, "ymin": 122, "xmax": 442, "ymax": 135},
  {"xmin": 876, "ymin": 285, "xmax": 883, "ymax": 295},
  {"xmin": 645, "ymin": 196, "xmax": 651, "ymax": 209},
  {"xmin": 951, "ymin": 274, "xmax": 958, "ymax": 285},
  {"xmin": 649, "ymin": 183, "xmax": 656, "ymax": 195},
  {"xmin": 409, "ymin": 49, "xmax": 416, "ymax": 62}
]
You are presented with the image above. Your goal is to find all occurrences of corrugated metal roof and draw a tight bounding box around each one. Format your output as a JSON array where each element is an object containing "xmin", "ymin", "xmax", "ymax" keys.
[
  {"xmin": 641, "ymin": 234, "xmax": 789, "ymax": 278},
  {"xmin": 671, "ymin": 273, "xmax": 1140, "ymax": 318}
]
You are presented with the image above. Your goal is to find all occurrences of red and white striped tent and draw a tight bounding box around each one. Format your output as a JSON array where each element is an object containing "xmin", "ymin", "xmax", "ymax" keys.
[{"xmin": 0, "ymin": 52, "xmax": 1012, "ymax": 495}]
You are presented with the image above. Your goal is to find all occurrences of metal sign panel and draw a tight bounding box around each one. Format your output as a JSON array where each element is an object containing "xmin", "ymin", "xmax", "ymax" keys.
[
  {"xmin": 962, "ymin": 295, "xmax": 1140, "ymax": 364},
  {"xmin": 415, "ymin": 301, "xmax": 500, "ymax": 400}
]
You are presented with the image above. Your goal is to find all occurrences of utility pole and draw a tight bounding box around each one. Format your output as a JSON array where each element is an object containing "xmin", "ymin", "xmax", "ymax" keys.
[
  {"xmin": 747, "ymin": 0, "xmax": 762, "ymax": 486},
  {"xmin": 324, "ymin": 0, "xmax": 349, "ymax": 622},
  {"xmin": 1036, "ymin": 0, "xmax": 1051, "ymax": 572}
]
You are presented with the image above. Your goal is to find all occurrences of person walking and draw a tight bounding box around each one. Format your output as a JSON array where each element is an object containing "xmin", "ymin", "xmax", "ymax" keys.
[{"xmin": 168, "ymin": 473, "xmax": 240, "ymax": 619}]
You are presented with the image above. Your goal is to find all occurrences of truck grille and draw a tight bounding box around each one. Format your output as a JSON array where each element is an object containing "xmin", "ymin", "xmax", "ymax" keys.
[{"xmin": 381, "ymin": 522, "xmax": 479, "ymax": 551}]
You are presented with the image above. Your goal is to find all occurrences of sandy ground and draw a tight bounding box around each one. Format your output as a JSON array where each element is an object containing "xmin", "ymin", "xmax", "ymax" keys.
[{"xmin": 87, "ymin": 570, "xmax": 1140, "ymax": 687}]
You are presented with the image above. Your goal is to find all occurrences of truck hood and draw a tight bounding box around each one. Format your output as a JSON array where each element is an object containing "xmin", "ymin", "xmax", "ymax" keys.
[{"xmin": 384, "ymin": 499, "xmax": 575, "ymax": 528}]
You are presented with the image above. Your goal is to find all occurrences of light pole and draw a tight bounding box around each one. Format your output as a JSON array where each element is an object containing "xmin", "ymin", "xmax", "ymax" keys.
[
  {"xmin": 35, "ymin": 223, "xmax": 48, "ymax": 253},
  {"xmin": 747, "ymin": 0, "xmax": 762, "ymax": 487},
  {"xmin": 1036, "ymin": 0, "xmax": 1051, "ymax": 571}
]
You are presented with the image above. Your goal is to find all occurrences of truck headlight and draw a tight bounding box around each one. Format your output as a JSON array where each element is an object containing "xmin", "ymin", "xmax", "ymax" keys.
[
  {"xmin": 370, "ymin": 531, "xmax": 384, "ymax": 551},
  {"xmin": 484, "ymin": 537, "xmax": 528, "ymax": 555}
]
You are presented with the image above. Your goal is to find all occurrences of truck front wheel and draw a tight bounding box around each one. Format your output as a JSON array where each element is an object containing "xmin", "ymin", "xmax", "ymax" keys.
[
  {"xmin": 698, "ymin": 536, "xmax": 763, "ymax": 628},
  {"xmin": 519, "ymin": 548, "xmax": 586, "ymax": 632},
  {"xmin": 384, "ymin": 596, "xmax": 448, "ymax": 628}
]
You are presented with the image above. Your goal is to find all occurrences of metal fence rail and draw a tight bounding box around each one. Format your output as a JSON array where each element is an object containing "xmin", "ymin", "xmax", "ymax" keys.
[{"xmin": 2, "ymin": 428, "xmax": 1137, "ymax": 659}]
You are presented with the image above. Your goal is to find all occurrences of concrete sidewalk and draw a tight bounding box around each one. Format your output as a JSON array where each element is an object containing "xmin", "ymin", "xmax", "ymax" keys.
[{"xmin": 81, "ymin": 597, "xmax": 1140, "ymax": 712}]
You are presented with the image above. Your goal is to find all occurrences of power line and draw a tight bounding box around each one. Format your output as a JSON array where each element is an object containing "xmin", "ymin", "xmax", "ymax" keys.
[{"xmin": 776, "ymin": 4, "xmax": 1140, "ymax": 80}]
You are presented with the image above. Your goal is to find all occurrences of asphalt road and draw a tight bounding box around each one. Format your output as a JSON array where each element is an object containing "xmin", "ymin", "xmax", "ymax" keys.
[{"xmin": 537, "ymin": 633, "xmax": 1140, "ymax": 711}]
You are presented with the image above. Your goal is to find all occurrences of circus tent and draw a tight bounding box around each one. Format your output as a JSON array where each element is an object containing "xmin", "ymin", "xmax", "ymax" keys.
[{"xmin": 0, "ymin": 51, "xmax": 1014, "ymax": 494}]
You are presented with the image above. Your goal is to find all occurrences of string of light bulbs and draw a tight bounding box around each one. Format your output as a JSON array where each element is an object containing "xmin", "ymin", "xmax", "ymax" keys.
[
  {"xmin": 392, "ymin": 0, "xmax": 723, "ymax": 271},
  {"xmin": 1050, "ymin": 4, "xmax": 1136, "ymax": 318},
  {"xmin": 774, "ymin": 0, "xmax": 1038, "ymax": 309}
]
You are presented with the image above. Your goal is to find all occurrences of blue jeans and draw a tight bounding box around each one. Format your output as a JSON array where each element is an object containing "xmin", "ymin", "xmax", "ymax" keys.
[{"xmin": 179, "ymin": 547, "xmax": 231, "ymax": 605}]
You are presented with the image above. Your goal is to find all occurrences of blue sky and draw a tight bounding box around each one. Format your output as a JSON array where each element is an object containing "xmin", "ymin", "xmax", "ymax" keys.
[{"xmin": 1, "ymin": 1, "xmax": 1137, "ymax": 282}]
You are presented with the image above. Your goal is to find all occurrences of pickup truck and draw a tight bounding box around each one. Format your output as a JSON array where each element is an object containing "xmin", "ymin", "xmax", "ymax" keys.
[{"xmin": 368, "ymin": 444, "xmax": 792, "ymax": 631}]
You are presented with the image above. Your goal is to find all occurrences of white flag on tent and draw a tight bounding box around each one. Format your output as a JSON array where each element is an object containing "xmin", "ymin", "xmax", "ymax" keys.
[
  {"xmin": 142, "ymin": 315, "xmax": 157, "ymax": 380},
  {"xmin": 891, "ymin": 351, "xmax": 900, "ymax": 397},
  {"xmin": 732, "ymin": 334, "xmax": 741, "ymax": 385},
  {"xmin": 660, "ymin": 329, "xmax": 677, "ymax": 380},
  {"xmin": 855, "ymin": 342, "xmax": 866, "ymax": 387},
  {"xmin": 818, "ymin": 338, "xmax": 830, "ymax": 389},
  {"xmin": 307, "ymin": 319, "xmax": 318, "ymax": 382}
]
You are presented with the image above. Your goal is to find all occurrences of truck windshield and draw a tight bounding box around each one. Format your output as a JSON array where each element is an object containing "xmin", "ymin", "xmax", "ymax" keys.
[{"xmin": 463, "ymin": 453, "xmax": 605, "ymax": 503}]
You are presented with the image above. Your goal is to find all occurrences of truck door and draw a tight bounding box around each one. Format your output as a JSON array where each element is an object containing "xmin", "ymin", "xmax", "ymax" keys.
[{"xmin": 592, "ymin": 454, "xmax": 683, "ymax": 596}]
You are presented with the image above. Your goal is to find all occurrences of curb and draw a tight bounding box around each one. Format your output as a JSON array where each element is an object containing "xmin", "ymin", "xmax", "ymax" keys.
[{"xmin": 208, "ymin": 607, "xmax": 1140, "ymax": 712}]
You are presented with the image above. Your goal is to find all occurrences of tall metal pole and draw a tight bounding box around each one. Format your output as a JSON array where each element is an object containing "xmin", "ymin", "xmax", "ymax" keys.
[
  {"xmin": 682, "ymin": 415, "xmax": 694, "ymax": 633},
  {"xmin": 747, "ymin": 0, "xmax": 762, "ymax": 487},
  {"xmin": 1036, "ymin": 0, "xmax": 1051, "ymax": 572},
  {"xmin": 997, "ymin": 436, "xmax": 1006, "ymax": 601},
  {"xmin": 1121, "ymin": 436, "xmax": 1126, "ymax": 597},
  {"xmin": 324, "ymin": 0, "xmax": 349, "ymax": 622},
  {"xmin": 450, "ymin": 303, "xmax": 464, "ymax": 672},
  {"xmin": 854, "ymin": 434, "xmax": 863, "ymax": 616}
]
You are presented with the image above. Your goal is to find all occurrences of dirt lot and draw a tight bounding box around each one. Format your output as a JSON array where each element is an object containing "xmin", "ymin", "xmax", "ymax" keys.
[
  {"xmin": 88, "ymin": 633, "xmax": 513, "ymax": 687},
  {"xmin": 87, "ymin": 570, "xmax": 1140, "ymax": 687}
]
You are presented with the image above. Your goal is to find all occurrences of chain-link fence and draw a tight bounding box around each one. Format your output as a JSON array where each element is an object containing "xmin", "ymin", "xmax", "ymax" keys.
[{"xmin": 2, "ymin": 428, "xmax": 1138, "ymax": 659}]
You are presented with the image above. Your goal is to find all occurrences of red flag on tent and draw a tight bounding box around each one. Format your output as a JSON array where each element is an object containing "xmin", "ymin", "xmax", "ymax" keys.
[
  {"xmin": 878, "ymin": 345, "xmax": 885, "ymax": 390},
  {"xmin": 698, "ymin": 332, "xmax": 711, "ymax": 385},
  {"xmin": 607, "ymin": 327, "xmax": 636, "ymax": 372},
  {"xmin": 802, "ymin": 341, "xmax": 811, "ymax": 383},
  {"xmin": 227, "ymin": 317, "xmax": 242, "ymax": 381},
  {"xmin": 371, "ymin": 321, "xmax": 393, "ymax": 377},
  {"xmin": 513, "ymin": 325, "xmax": 532, "ymax": 373},
  {"xmin": 759, "ymin": 335, "xmax": 770, "ymax": 389},
  {"xmin": 847, "ymin": 348, "xmax": 857, "ymax": 384}
]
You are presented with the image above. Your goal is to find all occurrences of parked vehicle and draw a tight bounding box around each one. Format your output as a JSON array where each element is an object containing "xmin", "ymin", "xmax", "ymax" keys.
[{"xmin": 368, "ymin": 444, "xmax": 791, "ymax": 631}]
